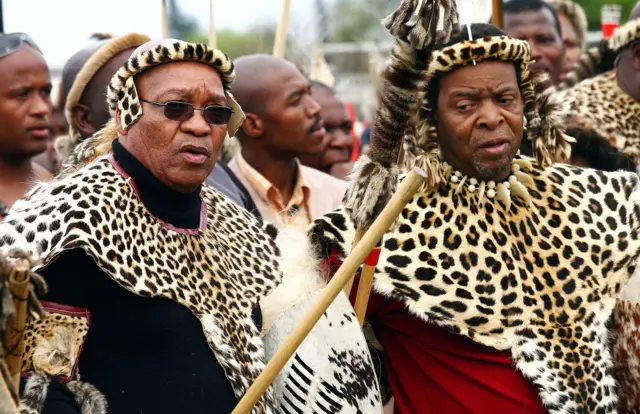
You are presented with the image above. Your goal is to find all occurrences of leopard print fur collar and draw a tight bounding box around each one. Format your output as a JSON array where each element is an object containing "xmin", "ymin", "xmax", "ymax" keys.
[
  {"xmin": 310, "ymin": 160, "xmax": 640, "ymax": 413},
  {"xmin": 557, "ymin": 70, "xmax": 640, "ymax": 160},
  {"xmin": 0, "ymin": 156, "xmax": 283, "ymax": 413}
]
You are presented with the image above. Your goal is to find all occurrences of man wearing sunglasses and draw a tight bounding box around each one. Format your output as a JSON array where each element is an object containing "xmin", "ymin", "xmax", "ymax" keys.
[
  {"xmin": 1, "ymin": 39, "xmax": 380, "ymax": 414},
  {"xmin": 0, "ymin": 33, "xmax": 53, "ymax": 220}
]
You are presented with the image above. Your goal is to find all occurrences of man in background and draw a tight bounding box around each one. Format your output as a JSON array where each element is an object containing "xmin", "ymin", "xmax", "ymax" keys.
[
  {"xmin": 545, "ymin": 0, "xmax": 588, "ymax": 77},
  {"xmin": 556, "ymin": 3, "xmax": 640, "ymax": 161},
  {"xmin": 0, "ymin": 33, "xmax": 52, "ymax": 219},
  {"xmin": 33, "ymin": 83, "xmax": 67, "ymax": 174},
  {"xmin": 299, "ymin": 80, "xmax": 354, "ymax": 180},
  {"xmin": 229, "ymin": 54, "xmax": 346, "ymax": 230},
  {"xmin": 58, "ymin": 33, "xmax": 259, "ymax": 215},
  {"xmin": 500, "ymin": 0, "xmax": 565, "ymax": 84}
]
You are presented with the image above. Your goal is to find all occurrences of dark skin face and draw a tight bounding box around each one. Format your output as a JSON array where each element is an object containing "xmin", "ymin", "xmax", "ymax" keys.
[
  {"xmin": 32, "ymin": 109, "xmax": 66, "ymax": 173},
  {"xmin": 73, "ymin": 47, "xmax": 136, "ymax": 138},
  {"xmin": 117, "ymin": 61, "xmax": 228, "ymax": 193},
  {"xmin": 436, "ymin": 61, "xmax": 524, "ymax": 182},
  {"xmin": 298, "ymin": 86, "xmax": 354, "ymax": 178},
  {"xmin": 242, "ymin": 63, "xmax": 325, "ymax": 159},
  {"xmin": 504, "ymin": 9, "xmax": 564, "ymax": 84},
  {"xmin": 558, "ymin": 14, "xmax": 581, "ymax": 76},
  {"xmin": 0, "ymin": 46, "xmax": 52, "ymax": 160}
]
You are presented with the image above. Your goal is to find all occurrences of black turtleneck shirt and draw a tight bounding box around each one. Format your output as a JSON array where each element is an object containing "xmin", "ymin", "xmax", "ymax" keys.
[{"xmin": 38, "ymin": 140, "xmax": 245, "ymax": 414}]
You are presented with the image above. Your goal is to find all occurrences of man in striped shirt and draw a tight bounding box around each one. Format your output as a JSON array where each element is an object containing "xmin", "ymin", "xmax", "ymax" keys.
[{"xmin": 228, "ymin": 54, "xmax": 347, "ymax": 231}]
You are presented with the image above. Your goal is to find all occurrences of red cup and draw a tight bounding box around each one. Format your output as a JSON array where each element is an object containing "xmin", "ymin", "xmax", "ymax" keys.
[
  {"xmin": 601, "ymin": 4, "xmax": 622, "ymax": 39},
  {"xmin": 602, "ymin": 22, "xmax": 620, "ymax": 38}
]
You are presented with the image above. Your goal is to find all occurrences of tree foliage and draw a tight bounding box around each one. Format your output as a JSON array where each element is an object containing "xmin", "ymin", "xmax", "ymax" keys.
[{"xmin": 327, "ymin": 0, "xmax": 397, "ymax": 43}]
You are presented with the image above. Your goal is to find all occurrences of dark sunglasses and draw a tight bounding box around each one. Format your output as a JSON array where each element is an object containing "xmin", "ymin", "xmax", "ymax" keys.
[
  {"xmin": 0, "ymin": 33, "xmax": 42, "ymax": 59},
  {"xmin": 140, "ymin": 99, "xmax": 234, "ymax": 125}
]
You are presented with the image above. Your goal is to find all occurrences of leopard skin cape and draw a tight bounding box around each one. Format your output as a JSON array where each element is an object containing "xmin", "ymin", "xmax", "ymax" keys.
[
  {"xmin": 309, "ymin": 158, "xmax": 640, "ymax": 413},
  {"xmin": 0, "ymin": 156, "xmax": 283, "ymax": 413}
]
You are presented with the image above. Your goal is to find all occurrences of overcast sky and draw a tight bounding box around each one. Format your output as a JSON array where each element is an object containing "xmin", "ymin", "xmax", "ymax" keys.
[
  {"xmin": 4, "ymin": 0, "xmax": 315, "ymax": 69},
  {"xmin": 4, "ymin": 0, "xmax": 492, "ymax": 70}
]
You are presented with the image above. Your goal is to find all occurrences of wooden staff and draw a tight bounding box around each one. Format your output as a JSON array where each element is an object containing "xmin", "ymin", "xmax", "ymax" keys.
[
  {"xmin": 231, "ymin": 168, "xmax": 427, "ymax": 414},
  {"xmin": 273, "ymin": 0, "xmax": 292, "ymax": 58},
  {"xmin": 492, "ymin": 0, "xmax": 504, "ymax": 29},
  {"xmin": 209, "ymin": 0, "xmax": 216, "ymax": 48},
  {"xmin": 5, "ymin": 258, "xmax": 31, "ymax": 393},
  {"xmin": 161, "ymin": 0, "xmax": 169, "ymax": 38}
]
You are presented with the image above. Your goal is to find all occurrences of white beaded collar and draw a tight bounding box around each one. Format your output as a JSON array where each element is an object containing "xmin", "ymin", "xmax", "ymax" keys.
[{"xmin": 443, "ymin": 158, "xmax": 534, "ymax": 210}]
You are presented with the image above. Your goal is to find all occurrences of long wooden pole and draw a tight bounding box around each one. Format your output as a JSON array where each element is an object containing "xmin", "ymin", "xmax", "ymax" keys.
[
  {"xmin": 492, "ymin": 0, "xmax": 504, "ymax": 29},
  {"xmin": 161, "ymin": 0, "xmax": 169, "ymax": 38},
  {"xmin": 209, "ymin": 0, "xmax": 216, "ymax": 48},
  {"xmin": 273, "ymin": 0, "xmax": 292, "ymax": 58},
  {"xmin": 231, "ymin": 168, "xmax": 427, "ymax": 413}
]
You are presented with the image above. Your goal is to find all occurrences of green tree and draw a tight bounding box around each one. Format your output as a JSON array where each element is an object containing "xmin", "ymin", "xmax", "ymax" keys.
[
  {"xmin": 328, "ymin": 0, "xmax": 397, "ymax": 42},
  {"xmin": 188, "ymin": 27, "xmax": 277, "ymax": 59}
]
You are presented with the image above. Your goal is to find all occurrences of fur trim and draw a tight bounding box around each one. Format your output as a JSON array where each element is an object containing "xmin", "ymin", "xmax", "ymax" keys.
[
  {"xmin": 32, "ymin": 327, "xmax": 76, "ymax": 377},
  {"xmin": 426, "ymin": 36, "xmax": 531, "ymax": 78},
  {"xmin": 18, "ymin": 372, "xmax": 49, "ymax": 414},
  {"xmin": 260, "ymin": 229, "xmax": 326, "ymax": 335},
  {"xmin": 219, "ymin": 135, "xmax": 241, "ymax": 163},
  {"xmin": 545, "ymin": 0, "xmax": 588, "ymax": 49},
  {"xmin": 608, "ymin": 17, "xmax": 640, "ymax": 53},
  {"xmin": 343, "ymin": 155, "xmax": 400, "ymax": 230},
  {"xmin": 64, "ymin": 33, "xmax": 151, "ymax": 149},
  {"xmin": 382, "ymin": 0, "xmax": 459, "ymax": 49},
  {"xmin": 107, "ymin": 40, "xmax": 242, "ymax": 132},
  {"xmin": 67, "ymin": 381, "xmax": 108, "ymax": 414}
]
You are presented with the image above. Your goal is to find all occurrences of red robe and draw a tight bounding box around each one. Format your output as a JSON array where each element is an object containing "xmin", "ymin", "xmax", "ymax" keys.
[{"xmin": 324, "ymin": 250, "xmax": 547, "ymax": 414}]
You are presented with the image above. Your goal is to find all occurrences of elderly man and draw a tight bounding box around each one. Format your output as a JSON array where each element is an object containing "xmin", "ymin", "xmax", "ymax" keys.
[
  {"xmin": 55, "ymin": 34, "xmax": 256, "ymax": 213},
  {"xmin": 306, "ymin": 0, "xmax": 640, "ymax": 411},
  {"xmin": 0, "ymin": 33, "xmax": 52, "ymax": 220},
  {"xmin": 228, "ymin": 55, "xmax": 347, "ymax": 230},
  {"xmin": 500, "ymin": 0, "xmax": 565, "ymax": 85},
  {"xmin": 1, "ymin": 39, "xmax": 380, "ymax": 414},
  {"xmin": 299, "ymin": 80, "xmax": 355, "ymax": 180},
  {"xmin": 556, "ymin": 5, "xmax": 640, "ymax": 161}
]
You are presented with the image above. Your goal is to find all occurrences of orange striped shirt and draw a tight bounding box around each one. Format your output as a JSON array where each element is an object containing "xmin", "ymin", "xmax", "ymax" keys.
[{"xmin": 235, "ymin": 153, "xmax": 311, "ymax": 231}]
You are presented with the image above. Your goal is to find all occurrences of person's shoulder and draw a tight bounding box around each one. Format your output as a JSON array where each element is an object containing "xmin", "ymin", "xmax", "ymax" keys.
[
  {"xmin": 31, "ymin": 161, "xmax": 53, "ymax": 181},
  {"xmin": 300, "ymin": 165, "xmax": 347, "ymax": 193}
]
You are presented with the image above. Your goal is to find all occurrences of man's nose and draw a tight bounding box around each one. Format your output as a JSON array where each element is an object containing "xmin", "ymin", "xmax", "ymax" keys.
[
  {"xmin": 306, "ymin": 95, "xmax": 322, "ymax": 118},
  {"xmin": 30, "ymin": 93, "xmax": 52, "ymax": 117},
  {"xmin": 330, "ymin": 131, "xmax": 353, "ymax": 150},
  {"xmin": 477, "ymin": 102, "xmax": 504, "ymax": 130},
  {"xmin": 181, "ymin": 109, "xmax": 211, "ymax": 137}
]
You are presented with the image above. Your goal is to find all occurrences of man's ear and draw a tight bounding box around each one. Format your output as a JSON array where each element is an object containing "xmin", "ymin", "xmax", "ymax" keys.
[
  {"xmin": 71, "ymin": 104, "xmax": 96, "ymax": 138},
  {"xmin": 241, "ymin": 113, "xmax": 264, "ymax": 138},
  {"xmin": 115, "ymin": 108, "xmax": 128, "ymax": 136},
  {"xmin": 631, "ymin": 43, "xmax": 640, "ymax": 71}
]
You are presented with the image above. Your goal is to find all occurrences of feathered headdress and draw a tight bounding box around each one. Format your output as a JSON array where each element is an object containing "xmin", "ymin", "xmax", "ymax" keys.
[
  {"xmin": 344, "ymin": 0, "xmax": 571, "ymax": 230},
  {"xmin": 66, "ymin": 40, "xmax": 245, "ymax": 168}
]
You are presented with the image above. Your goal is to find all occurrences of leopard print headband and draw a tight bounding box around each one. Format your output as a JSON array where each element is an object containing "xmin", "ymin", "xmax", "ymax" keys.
[{"xmin": 106, "ymin": 40, "xmax": 245, "ymax": 136}]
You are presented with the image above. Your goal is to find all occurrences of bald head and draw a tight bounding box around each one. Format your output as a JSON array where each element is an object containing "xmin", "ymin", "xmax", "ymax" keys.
[
  {"xmin": 61, "ymin": 40, "xmax": 111, "ymax": 102},
  {"xmin": 232, "ymin": 54, "xmax": 299, "ymax": 115},
  {"xmin": 230, "ymin": 54, "xmax": 324, "ymax": 160}
]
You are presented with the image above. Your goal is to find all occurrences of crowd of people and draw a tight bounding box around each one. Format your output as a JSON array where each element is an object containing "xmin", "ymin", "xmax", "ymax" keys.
[{"xmin": 2, "ymin": 0, "xmax": 640, "ymax": 412}]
